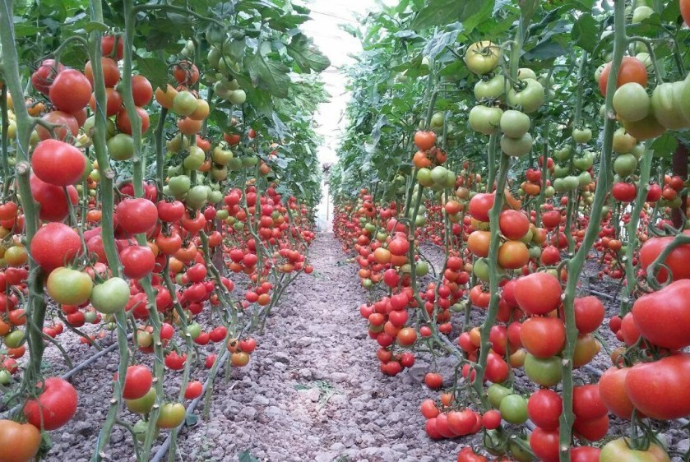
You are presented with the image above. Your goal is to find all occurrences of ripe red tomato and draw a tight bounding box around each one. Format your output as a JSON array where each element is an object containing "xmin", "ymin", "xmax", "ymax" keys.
[
  {"xmin": 481, "ymin": 410, "xmax": 501, "ymax": 430},
  {"xmin": 520, "ymin": 317, "xmax": 565, "ymax": 358},
  {"xmin": 468, "ymin": 193, "xmax": 495, "ymax": 222},
  {"xmin": 499, "ymin": 210, "xmax": 529, "ymax": 239},
  {"xmin": 529, "ymin": 427, "xmax": 560, "ymax": 462},
  {"xmin": 598, "ymin": 56, "xmax": 648, "ymax": 96},
  {"xmin": 632, "ymin": 280, "xmax": 690, "ymax": 350},
  {"xmin": 36, "ymin": 110, "xmax": 79, "ymax": 141},
  {"xmin": 572, "ymin": 384, "xmax": 607, "ymax": 421},
  {"xmin": 102, "ymin": 35, "xmax": 124, "ymax": 60},
  {"xmin": 121, "ymin": 365, "xmax": 153, "ymax": 400},
  {"xmin": 414, "ymin": 130, "xmax": 436, "ymax": 150},
  {"xmin": 514, "ymin": 272, "xmax": 562, "ymax": 315},
  {"xmin": 573, "ymin": 296, "xmax": 605, "ymax": 334},
  {"xmin": 84, "ymin": 57, "xmax": 120, "ymax": 87},
  {"xmin": 30, "ymin": 174, "xmax": 78, "ymax": 222},
  {"xmin": 31, "ymin": 139, "xmax": 86, "ymax": 186},
  {"xmin": 49, "ymin": 69, "xmax": 92, "ymax": 113},
  {"xmin": 527, "ymin": 389, "xmax": 562, "ymax": 430},
  {"xmin": 611, "ymin": 182, "xmax": 636, "ymax": 202},
  {"xmin": 571, "ymin": 446, "xmax": 601, "ymax": 462},
  {"xmin": 639, "ymin": 233, "xmax": 690, "ymax": 283},
  {"xmin": 116, "ymin": 106, "xmax": 150, "ymax": 135},
  {"xmin": 131, "ymin": 75, "xmax": 153, "ymax": 106},
  {"xmin": 24, "ymin": 377, "xmax": 78, "ymax": 430},
  {"xmin": 184, "ymin": 380, "xmax": 203, "ymax": 400},
  {"xmin": 120, "ymin": 245, "xmax": 156, "ymax": 279},
  {"xmin": 31, "ymin": 59, "xmax": 65, "ymax": 95},
  {"xmin": 116, "ymin": 198, "xmax": 158, "ymax": 235},
  {"xmin": 424, "ymin": 372, "xmax": 443, "ymax": 389},
  {"xmin": 625, "ymin": 353, "xmax": 690, "ymax": 420},
  {"xmin": 0, "ymin": 420, "xmax": 42, "ymax": 462},
  {"xmin": 30, "ymin": 222, "xmax": 82, "ymax": 273}
]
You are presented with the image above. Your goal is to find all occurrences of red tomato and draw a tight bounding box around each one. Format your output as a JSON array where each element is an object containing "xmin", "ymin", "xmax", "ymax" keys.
[
  {"xmin": 184, "ymin": 380, "xmax": 203, "ymax": 400},
  {"xmin": 572, "ymin": 384, "xmax": 607, "ymax": 421},
  {"xmin": 499, "ymin": 210, "xmax": 529, "ymax": 239},
  {"xmin": 625, "ymin": 354, "xmax": 690, "ymax": 420},
  {"xmin": 632, "ymin": 280, "xmax": 690, "ymax": 350},
  {"xmin": 31, "ymin": 59, "xmax": 64, "ymax": 95},
  {"xmin": 530, "ymin": 427, "xmax": 560, "ymax": 462},
  {"xmin": 31, "ymin": 139, "xmax": 86, "ymax": 186},
  {"xmin": 30, "ymin": 174, "xmax": 78, "ymax": 222},
  {"xmin": 527, "ymin": 389, "xmax": 562, "ymax": 430},
  {"xmin": 36, "ymin": 110, "xmax": 79, "ymax": 141},
  {"xmin": 116, "ymin": 198, "xmax": 158, "ymax": 235},
  {"xmin": 598, "ymin": 56, "xmax": 648, "ymax": 96},
  {"xmin": 24, "ymin": 377, "xmax": 78, "ymax": 430},
  {"xmin": 639, "ymin": 233, "xmax": 690, "ymax": 283},
  {"xmin": 120, "ymin": 245, "xmax": 156, "ymax": 279},
  {"xmin": 132, "ymin": 75, "xmax": 153, "ymax": 106},
  {"xmin": 573, "ymin": 296, "xmax": 605, "ymax": 334},
  {"xmin": 468, "ymin": 193, "xmax": 495, "ymax": 222},
  {"xmin": 519, "ymin": 317, "xmax": 565, "ymax": 358},
  {"xmin": 121, "ymin": 365, "xmax": 153, "ymax": 400},
  {"xmin": 49, "ymin": 69, "xmax": 92, "ymax": 113},
  {"xmin": 30, "ymin": 222, "xmax": 82, "ymax": 273},
  {"xmin": 514, "ymin": 272, "xmax": 562, "ymax": 315}
]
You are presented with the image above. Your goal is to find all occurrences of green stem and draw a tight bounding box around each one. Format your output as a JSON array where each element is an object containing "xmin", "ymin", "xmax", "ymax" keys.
[{"xmin": 558, "ymin": 2, "xmax": 626, "ymax": 459}]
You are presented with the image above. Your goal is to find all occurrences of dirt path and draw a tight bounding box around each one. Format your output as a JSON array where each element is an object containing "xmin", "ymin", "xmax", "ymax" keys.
[{"xmin": 175, "ymin": 233, "xmax": 461, "ymax": 462}]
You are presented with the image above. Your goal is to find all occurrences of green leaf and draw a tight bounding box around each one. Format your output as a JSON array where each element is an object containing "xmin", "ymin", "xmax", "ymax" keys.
[
  {"xmin": 652, "ymin": 132, "xmax": 678, "ymax": 158},
  {"xmin": 238, "ymin": 450, "xmax": 260, "ymax": 462},
  {"xmin": 661, "ymin": 0, "xmax": 680, "ymax": 23},
  {"xmin": 524, "ymin": 38, "xmax": 567, "ymax": 60},
  {"xmin": 84, "ymin": 21, "xmax": 108, "ymax": 33},
  {"xmin": 135, "ymin": 56, "xmax": 169, "ymax": 90},
  {"xmin": 571, "ymin": 13, "xmax": 599, "ymax": 53},
  {"xmin": 184, "ymin": 413, "xmax": 198, "ymax": 426},
  {"xmin": 411, "ymin": 0, "xmax": 494, "ymax": 30},
  {"xmin": 286, "ymin": 33, "xmax": 330, "ymax": 73},
  {"xmin": 246, "ymin": 43, "xmax": 291, "ymax": 98}
]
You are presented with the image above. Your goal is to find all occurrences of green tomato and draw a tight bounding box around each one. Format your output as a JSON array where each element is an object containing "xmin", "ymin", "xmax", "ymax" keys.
[
  {"xmin": 612, "ymin": 127, "xmax": 637, "ymax": 153},
  {"xmin": 600, "ymin": 438, "xmax": 669, "ymax": 462},
  {"xmin": 500, "ymin": 133, "xmax": 533, "ymax": 157},
  {"xmin": 553, "ymin": 145, "xmax": 572, "ymax": 162},
  {"xmin": 362, "ymin": 279, "xmax": 373, "ymax": 289},
  {"xmin": 229, "ymin": 90, "xmax": 247, "ymax": 105},
  {"xmin": 524, "ymin": 354, "xmax": 562, "ymax": 387},
  {"xmin": 157, "ymin": 403, "xmax": 186, "ymax": 429},
  {"xmin": 509, "ymin": 439, "xmax": 535, "ymax": 462},
  {"xmin": 578, "ymin": 171, "xmax": 593, "ymax": 187},
  {"xmin": 0, "ymin": 370, "xmax": 10, "ymax": 385},
  {"xmin": 233, "ymin": 222, "xmax": 245, "ymax": 231},
  {"xmin": 107, "ymin": 133, "xmax": 135, "ymax": 161},
  {"xmin": 464, "ymin": 41, "xmax": 500, "ymax": 75},
  {"xmin": 528, "ymin": 246, "xmax": 541, "ymax": 259},
  {"xmin": 415, "ymin": 261, "xmax": 429, "ymax": 277},
  {"xmin": 416, "ymin": 168, "xmax": 434, "ymax": 187},
  {"xmin": 573, "ymin": 151, "xmax": 594, "ymax": 171},
  {"xmin": 183, "ymin": 146, "xmax": 206, "ymax": 171},
  {"xmin": 211, "ymin": 165, "xmax": 228, "ymax": 181},
  {"xmin": 3, "ymin": 329, "xmax": 25, "ymax": 349},
  {"xmin": 499, "ymin": 394, "xmax": 528, "ymax": 424},
  {"xmin": 132, "ymin": 419, "xmax": 160, "ymax": 442},
  {"xmin": 488, "ymin": 384, "xmax": 512, "ymax": 409},
  {"xmin": 186, "ymin": 185, "xmax": 209, "ymax": 210},
  {"xmin": 572, "ymin": 127, "xmax": 593, "ymax": 144},
  {"xmin": 47, "ymin": 267, "xmax": 93, "ymax": 306},
  {"xmin": 227, "ymin": 157, "xmax": 243, "ymax": 171},
  {"xmin": 186, "ymin": 322, "xmax": 201, "ymax": 340},
  {"xmin": 469, "ymin": 105, "xmax": 503, "ymax": 135},
  {"xmin": 517, "ymin": 68, "xmax": 537, "ymax": 80},
  {"xmin": 173, "ymin": 91, "xmax": 198, "ymax": 116},
  {"xmin": 242, "ymin": 156, "xmax": 259, "ymax": 167},
  {"xmin": 91, "ymin": 277, "xmax": 130, "ymax": 314},
  {"xmin": 474, "ymin": 74, "xmax": 505, "ymax": 100},
  {"xmin": 212, "ymin": 146, "xmax": 233, "ymax": 165},
  {"xmin": 507, "ymin": 79, "xmax": 544, "ymax": 114},
  {"xmin": 614, "ymin": 154, "xmax": 638, "ymax": 177},
  {"xmin": 544, "ymin": 186, "xmax": 555, "ymax": 198},
  {"xmin": 500, "ymin": 110, "xmax": 531, "ymax": 138},
  {"xmin": 430, "ymin": 112, "xmax": 445, "ymax": 130},
  {"xmin": 613, "ymin": 82, "xmax": 650, "ymax": 122},
  {"xmin": 168, "ymin": 175, "xmax": 191, "ymax": 196},
  {"xmin": 651, "ymin": 81, "xmax": 690, "ymax": 130},
  {"xmin": 473, "ymin": 257, "xmax": 491, "ymax": 282},
  {"xmin": 632, "ymin": 6, "xmax": 654, "ymax": 23}
]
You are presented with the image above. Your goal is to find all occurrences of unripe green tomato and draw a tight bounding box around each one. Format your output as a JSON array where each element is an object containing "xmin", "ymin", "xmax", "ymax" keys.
[
  {"xmin": 415, "ymin": 261, "xmax": 429, "ymax": 277},
  {"xmin": 415, "ymin": 215, "xmax": 426, "ymax": 227},
  {"xmin": 362, "ymin": 279, "xmax": 373, "ymax": 289},
  {"xmin": 0, "ymin": 370, "xmax": 10, "ymax": 385},
  {"xmin": 208, "ymin": 190, "xmax": 223, "ymax": 204},
  {"xmin": 528, "ymin": 246, "xmax": 541, "ymax": 259},
  {"xmin": 553, "ymin": 146, "xmax": 571, "ymax": 161},
  {"xmin": 242, "ymin": 155, "xmax": 259, "ymax": 167},
  {"xmin": 499, "ymin": 394, "xmax": 528, "ymax": 424},
  {"xmin": 216, "ymin": 210, "xmax": 229, "ymax": 220},
  {"xmin": 400, "ymin": 263, "xmax": 412, "ymax": 274},
  {"xmin": 572, "ymin": 127, "xmax": 592, "ymax": 144},
  {"xmin": 127, "ymin": 387, "xmax": 158, "ymax": 415},
  {"xmin": 229, "ymin": 90, "xmax": 246, "ymax": 105},
  {"xmin": 578, "ymin": 171, "xmax": 593, "ymax": 187},
  {"xmin": 488, "ymin": 383, "xmax": 512, "ymax": 409},
  {"xmin": 211, "ymin": 165, "xmax": 228, "ymax": 181},
  {"xmin": 544, "ymin": 186, "xmax": 555, "ymax": 198},
  {"xmin": 186, "ymin": 322, "xmax": 201, "ymax": 340},
  {"xmin": 233, "ymin": 222, "xmax": 245, "ymax": 231}
]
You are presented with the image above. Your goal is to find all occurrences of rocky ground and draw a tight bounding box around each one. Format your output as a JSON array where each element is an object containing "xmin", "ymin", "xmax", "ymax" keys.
[{"xmin": 4, "ymin": 234, "xmax": 686, "ymax": 461}]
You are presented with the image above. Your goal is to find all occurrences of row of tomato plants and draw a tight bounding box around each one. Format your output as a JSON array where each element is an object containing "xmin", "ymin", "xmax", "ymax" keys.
[
  {"xmin": 0, "ymin": 0, "xmax": 326, "ymax": 460},
  {"xmin": 333, "ymin": 1, "xmax": 690, "ymax": 461}
]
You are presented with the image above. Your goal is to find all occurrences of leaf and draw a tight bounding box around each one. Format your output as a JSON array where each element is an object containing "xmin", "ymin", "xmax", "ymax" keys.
[
  {"xmin": 246, "ymin": 43, "xmax": 291, "ymax": 98},
  {"xmin": 411, "ymin": 0, "xmax": 494, "ymax": 30},
  {"xmin": 423, "ymin": 25, "xmax": 463, "ymax": 59},
  {"xmin": 524, "ymin": 38, "xmax": 567, "ymax": 60},
  {"xmin": 571, "ymin": 13, "xmax": 599, "ymax": 53},
  {"xmin": 238, "ymin": 450, "xmax": 260, "ymax": 462},
  {"xmin": 286, "ymin": 33, "xmax": 330, "ymax": 73},
  {"xmin": 651, "ymin": 133, "xmax": 678, "ymax": 158},
  {"xmin": 184, "ymin": 413, "xmax": 198, "ymax": 427},
  {"xmin": 135, "ymin": 56, "xmax": 169, "ymax": 90},
  {"xmin": 84, "ymin": 21, "xmax": 108, "ymax": 33},
  {"xmin": 271, "ymin": 111, "xmax": 289, "ymax": 139},
  {"xmin": 662, "ymin": 0, "xmax": 681, "ymax": 23}
]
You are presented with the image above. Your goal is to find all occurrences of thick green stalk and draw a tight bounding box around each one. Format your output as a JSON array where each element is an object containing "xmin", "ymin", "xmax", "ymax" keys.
[
  {"xmin": 558, "ymin": 2, "xmax": 626, "ymax": 460},
  {"xmin": 120, "ymin": 1, "xmax": 166, "ymax": 458},
  {"xmin": 0, "ymin": 0, "xmax": 47, "ymax": 390},
  {"xmin": 87, "ymin": 0, "xmax": 131, "ymax": 458},
  {"xmin": 0, "ymin": 86, "xmax": 10, "ymax": 194}
]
